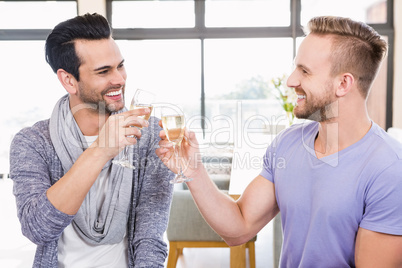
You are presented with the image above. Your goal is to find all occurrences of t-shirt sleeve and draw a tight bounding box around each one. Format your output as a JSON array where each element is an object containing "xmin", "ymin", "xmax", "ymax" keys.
[
  {"xmin": 260, "ymin": 144, "xmax": 275, "ymax": 183},
  {"xmin": 359, "ymin": 160, "xmax": 402, "ymax": 235}
]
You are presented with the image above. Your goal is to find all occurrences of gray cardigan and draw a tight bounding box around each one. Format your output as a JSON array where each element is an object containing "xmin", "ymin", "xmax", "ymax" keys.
[{"xmin": 10, "ymin": 116, "xmax": 174, "ymax": 268}]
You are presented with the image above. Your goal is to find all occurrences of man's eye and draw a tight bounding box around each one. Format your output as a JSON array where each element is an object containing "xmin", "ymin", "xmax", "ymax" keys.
[{"xmin": 98, "ymin": 70, "xmax": 108, "ymax": 75}]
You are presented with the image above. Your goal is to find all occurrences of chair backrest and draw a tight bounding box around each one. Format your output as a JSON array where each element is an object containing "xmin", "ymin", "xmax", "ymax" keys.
[{"xmin": 167, "ymin": 189, "xmax": 227, "ymax": 242}]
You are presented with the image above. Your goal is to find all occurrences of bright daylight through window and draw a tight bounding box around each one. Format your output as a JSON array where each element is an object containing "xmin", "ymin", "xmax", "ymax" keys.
[{"xmin": 0, "ymin": 0, "xmax": 393, "ymax": 174}]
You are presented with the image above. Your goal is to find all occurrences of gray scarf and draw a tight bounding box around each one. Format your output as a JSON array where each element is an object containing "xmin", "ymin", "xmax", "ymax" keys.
[{"xmin": 49, "ymin": 94, "xmax": 133, "ymax": 245}]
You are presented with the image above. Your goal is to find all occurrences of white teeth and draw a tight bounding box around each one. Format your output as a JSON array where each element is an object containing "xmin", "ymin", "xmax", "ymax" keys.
[
  {"xmin": 297, "ymin": 95, "xmax": 306, "ymax": 99},
  {"xmin": 106, "ymin": 89, "xmax": 122, "ymax": 96}
]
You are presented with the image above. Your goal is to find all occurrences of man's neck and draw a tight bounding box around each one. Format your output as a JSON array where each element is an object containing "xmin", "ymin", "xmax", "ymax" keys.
[
  {"xmin": 70, "ymin": 103, "xmax": 109, "ymax": 136},
  {"xmin": 314, "ymin": 116, "xmax": 371, "ymax": 159}
]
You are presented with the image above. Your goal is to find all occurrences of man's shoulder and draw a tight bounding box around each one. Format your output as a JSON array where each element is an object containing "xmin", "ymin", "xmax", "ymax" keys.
[
  {"xmin": 369, "ymin": 123, "xmax": 402, "ymax": 160},
  {"xmin": 276, "ymin": 120, "xmax": 318, "ymax": 142},
  {"xmin": 10, "ymin": 119, "xmax": 56, "ymax": 170},
  {"xmin": 12, "ymin": 119, "xmax": 51, "ymax": 147}
]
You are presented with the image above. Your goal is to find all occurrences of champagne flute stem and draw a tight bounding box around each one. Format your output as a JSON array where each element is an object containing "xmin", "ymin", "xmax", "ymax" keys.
[
  {"xmin": 122, "ymin": 146, "xmax": 129, "ymax": 160},
  {"xmin": 173, "ymin": 144, "xmax": 181, "ymax": 175},
  {"xmin": 177, "ymin": 143, "xmax": 184, "ymax": 176}
]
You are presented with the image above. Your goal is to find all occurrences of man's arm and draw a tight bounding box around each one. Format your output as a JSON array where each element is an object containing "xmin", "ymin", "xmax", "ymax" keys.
[
  {"xmin": 156, "ymin": 128, "xmax": 279, "ymax": 246},
  {"xmin": 131, "ymin": 117, "xmax": 174, "ymax": 267},
  {"xmin": 10, "ymin": 109, "xmax": 149, "ymax": 244},
  {"xmin": 188, "ymin": 172, "xmax": 278, "ymax": 246},
  {"xmin": 46, "ymin": 109, "xmax": 148, "ymax": 215},
  {"xmin": 355, "ymin": 227, "xmax": 402, "ymax": 267},
  {"xmin": 11, "ymin": 124, "xmax": 75, "ymax": 244}
]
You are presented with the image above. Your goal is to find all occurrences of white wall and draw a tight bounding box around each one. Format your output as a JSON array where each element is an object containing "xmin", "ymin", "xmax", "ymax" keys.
[
  {"xmin": 77, "ymin": 0, "xmax": 106, "ymax": 16},
  {"xmin": 393, "ymin": 0, "xmax": 402, "ymax": 128}
]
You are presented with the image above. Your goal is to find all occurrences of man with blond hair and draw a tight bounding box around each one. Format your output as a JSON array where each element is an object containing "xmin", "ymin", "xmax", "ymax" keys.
[{"xmin": 157, "ymin": 16, "xmax": 402, "ymax": 267}]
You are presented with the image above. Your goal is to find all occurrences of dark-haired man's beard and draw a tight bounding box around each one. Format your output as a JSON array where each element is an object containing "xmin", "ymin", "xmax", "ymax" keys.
[
  {"xmin": 294, "ymin": 87, "xmax": 338, "ymax": 123},
  {"xmin": 78, "ymin": 85, "xmax": 124, "ymax": 114}
]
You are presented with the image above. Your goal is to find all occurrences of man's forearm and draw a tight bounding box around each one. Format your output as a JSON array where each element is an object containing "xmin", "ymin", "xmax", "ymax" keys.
[
  {"xmin": 46, "ymin": 146, "xmax": 110, "ymax": 215},
  {"xmin": 186, "ymin": 166, "xmax": 248, "ymax": 245}
]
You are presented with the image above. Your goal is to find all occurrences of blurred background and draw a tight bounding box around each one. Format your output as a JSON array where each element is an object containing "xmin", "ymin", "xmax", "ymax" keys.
[{"xmin": 0, "ymin": 0, "xmax": 401, "ymax": 267}]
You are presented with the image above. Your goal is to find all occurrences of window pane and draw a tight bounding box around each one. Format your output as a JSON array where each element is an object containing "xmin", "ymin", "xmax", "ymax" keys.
[
  {"xmin": 0, "ymin": 41, "xmax": 65, "ymax": 173},
  {"xmin": 0, "ymin": 1, "xmax": 77, "ymax": 29},
  {"xmin": 204, "ymin": 38, "xmax": 294, "ymax": 144},
  {"xmin": 206, "ymin": 0, "xmax": 290, "ymax": 27},
  {"xmin": 116, "ymin": 39, "xmax": 201, "ymax": 120},
  {"xmin": 112, "ymin": 0, "xmax": 195, "ymax": 28},
  {"xmin": 301, "ymin": 0, "xmax": 387, "ymax": 25}
]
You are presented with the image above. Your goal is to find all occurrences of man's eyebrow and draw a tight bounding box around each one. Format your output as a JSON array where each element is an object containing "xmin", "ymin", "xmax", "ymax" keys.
[
  {"xmin": 93, "ymin": 59, "xmax": 125, "ymax": 72},
  {"xmin": 94, "ymin": 65, "xmax": 111, "ymax": 72},
  {"xmin": 296, "ymin": 63, "xmax": 312, "ymax": 73}
]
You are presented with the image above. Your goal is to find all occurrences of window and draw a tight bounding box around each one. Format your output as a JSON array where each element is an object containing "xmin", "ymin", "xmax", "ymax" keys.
[
  {"xmin": 0, "ymin": 1, "xmax": 77, "ymax": 29},
  {"xmin": 109, "ymin": 0, "xmax": 394, "ymax": 144},
  {"xmin": 203, "ymin": 38, "xmax": 293, "ymax": 143},
  {"xmin": 111, "ymin": 0, "xmax": 195, "ymax": 28},
  {"xmin": 0, "ymin": 1, "xmax": 77, "ymax": 173},
  {"xmin": 116, "ymin": 39, "xmax": 201, "ymax": 117},
  {"xmin": 205, "ymin": 0, "xmax": 290, "ymax": 27},
  {"xmin": 0, "ymin": 0, "xmax": 394, "ymax": 173}
]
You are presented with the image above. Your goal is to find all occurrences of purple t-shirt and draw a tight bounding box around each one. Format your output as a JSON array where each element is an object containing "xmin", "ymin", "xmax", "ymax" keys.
[{"xmin": 260, "ymin": 121, "xmax": 402, "ymax": 267}]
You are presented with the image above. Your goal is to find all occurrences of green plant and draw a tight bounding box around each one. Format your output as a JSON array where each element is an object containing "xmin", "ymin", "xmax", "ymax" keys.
[{"xmin": 270, "ymin": 75, "xmax": 296, "ymax": 125}]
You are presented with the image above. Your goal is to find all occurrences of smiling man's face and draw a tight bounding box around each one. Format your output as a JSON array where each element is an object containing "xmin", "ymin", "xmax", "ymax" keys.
[
  {"xmin": 75, "ymin": 38, "xmax": 127, "ymax": 114},
  {"xmin": 287, "ymin": 34, "xmax": 339, "ymax": 122}
]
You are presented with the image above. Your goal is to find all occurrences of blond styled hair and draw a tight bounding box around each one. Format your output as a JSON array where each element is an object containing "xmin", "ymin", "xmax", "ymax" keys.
[{"xmin": 305, "ymin": 16, "xmax": 388, "ymax": 98}]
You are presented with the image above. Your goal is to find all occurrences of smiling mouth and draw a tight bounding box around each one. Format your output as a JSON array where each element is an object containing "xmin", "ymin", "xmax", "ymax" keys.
[
  {"xmin": 296, "ymin": 94, "xmax": 306, "ymax": 106},
  {"xmin": 297, "ymin": 94, "xmax": 306, "ymax": 100},
  {"xmin": 105, "ymin": 88, "xmax": 122, "ymax": 97}
]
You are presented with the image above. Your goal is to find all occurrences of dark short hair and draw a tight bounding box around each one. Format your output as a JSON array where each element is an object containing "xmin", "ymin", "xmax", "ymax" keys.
[{"xmin": 45, "ymin": 13, "xmax": 111, "ymax": 81}]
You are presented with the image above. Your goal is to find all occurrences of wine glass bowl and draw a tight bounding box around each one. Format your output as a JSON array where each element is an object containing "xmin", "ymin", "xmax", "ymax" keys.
[
  {"xmin": 112, "ymin": 89, "xmax": 154, "ymax": 169},
  {"xmin": 161, "ymin": 105, "xmax": 192, "ymax": 184},
  {"xmin": 161, "ymin": 115, "xmax": 185, "ymax": 145},
  {"xmin": 130, "ymin": 89, "xmax": 155, "ymax": 123}
]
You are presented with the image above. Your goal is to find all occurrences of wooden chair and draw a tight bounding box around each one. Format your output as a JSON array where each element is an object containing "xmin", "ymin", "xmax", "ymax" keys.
[
  {"xmin": 167, "ymin": 240, "xmax": 256, "ymax": 268},
  {"xmin": 166, "ymin": 188, "xmax": 256, "ymax": 268}
]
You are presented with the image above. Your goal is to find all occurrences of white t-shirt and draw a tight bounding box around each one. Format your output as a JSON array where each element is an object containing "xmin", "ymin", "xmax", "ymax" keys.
[{"xmin": 57, "ymin": 136, "xmax": 129, "ymax": 268}]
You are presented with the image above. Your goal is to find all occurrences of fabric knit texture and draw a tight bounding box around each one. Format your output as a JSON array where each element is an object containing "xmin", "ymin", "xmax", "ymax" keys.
[{"xmin": 10, "ymin": 116, "xmax": 174, "ymax": 268}]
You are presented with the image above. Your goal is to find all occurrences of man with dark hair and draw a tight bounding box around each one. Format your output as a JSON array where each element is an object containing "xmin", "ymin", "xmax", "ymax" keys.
[
  {"xmin": 157, "ymin": 16, "xmax": 402, "ymax": 267},
  {"xmin": 10, "ymin": 13, "xmax": 174, "ymax": 267}
]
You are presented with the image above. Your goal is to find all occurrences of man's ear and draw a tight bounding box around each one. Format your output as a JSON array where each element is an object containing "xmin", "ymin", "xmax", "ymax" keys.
[
  {"xmin": 335, "ymin": 73, "xmax": 354, "ymax": 97},
  {"xmin": 57, "ymin": 69, "xmax": 78, "ymax": 94}
]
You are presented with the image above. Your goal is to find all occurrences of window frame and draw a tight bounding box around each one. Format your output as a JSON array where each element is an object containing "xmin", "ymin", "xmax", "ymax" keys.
[
  {"xmin": 0, "ymin": 0, "xmax": 78, "ymax": 40},
  {"xmin": 107, "ymin": 0, "xmax": 394, "ymax": 130},
  {"xmin": 0, "ymin": 0, "xmax": 392, "ymax": 129}
]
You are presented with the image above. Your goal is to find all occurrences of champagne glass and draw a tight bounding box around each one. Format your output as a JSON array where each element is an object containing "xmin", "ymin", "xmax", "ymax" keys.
[
  {"xmin": 161, "ymin": 104, "xmax": 192, "ymax": 184},
  {"xmin": 112, "ymin": 89, "xmax": 155, "ymax": 169},
  {"xmin": 130, "ymin": 89, "xmax": 155, "ymax": 124}
]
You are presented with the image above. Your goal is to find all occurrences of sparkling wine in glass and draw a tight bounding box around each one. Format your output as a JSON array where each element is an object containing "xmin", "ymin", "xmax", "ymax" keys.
[
  {"xmin": 130, "ymin": 89, "xmax": 155, "ymax": 124},
  {"xmin": 161, "ymin": 105, "xmax": 192, "ymax": 184},
  {"xmin": 112, "ymin": 89, "xmax": 154, "ymax": 169}
]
